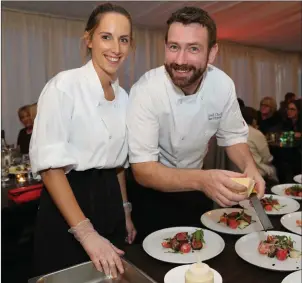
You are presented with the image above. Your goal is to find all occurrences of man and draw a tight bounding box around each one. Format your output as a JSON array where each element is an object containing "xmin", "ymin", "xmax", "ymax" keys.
[{"xmin": 127, "ymin": 6, "xmax": 265, "ymax": 241}]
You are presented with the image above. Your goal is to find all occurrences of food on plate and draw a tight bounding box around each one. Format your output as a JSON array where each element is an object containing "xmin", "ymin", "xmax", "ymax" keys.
[
  {"xmin": 185, "ymin": 262, "xmax": 214, "ymax": 283},
  {"xmin": 258, "ymin": 235, "xmax": 301, "ymax": 261},
  {"xmin": 161, "ymin": 229, "xmax": 205, "ymax": 254},
  {"xmin": 218, "ymin": 210, "xmax": 255, "ymax": 229},
  {"xmin": 230, "ymin": 177, "xmax": 255, "ymax": 196},
  {"xmin": 285, "ymin": 185, "xmax": 302, "ymax": 197},
  {"xmin": 296, "ymin": 220, "xmax": 302, "ymax": 227},
  {"xmin": 259, "ymin": 195, "xmax": 286, "ymax": 211},
  {"xmin": 9, "ymin": 164, "xmax": 29, "ymax": 174}
]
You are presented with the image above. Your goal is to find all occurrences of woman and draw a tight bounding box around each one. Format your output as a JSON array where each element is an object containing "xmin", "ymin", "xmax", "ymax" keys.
[
  {"xmin": 29, "ymin": 3, "xmax": 136, "ymax": 278},
  {"xmin": 282, "ymin": 100, "xmax": 302, "ymax": 137},
  {"xmin": 257, "ymin": 96, "xmax": 282, "ymax": 134},
  {"xmin": 242, "ymin": 107, "xmax": 278, "ymax": 183},
  {"xmin": 278, "ymin": 92, "xmax": 296, "ymax": 120},
  {"xmin": 17, "ymin": 105, "xmax": 33, "ymax": 154}
]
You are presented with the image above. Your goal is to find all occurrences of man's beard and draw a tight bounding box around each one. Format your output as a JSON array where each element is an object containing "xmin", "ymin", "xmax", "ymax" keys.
[{"xmin": 164, "ymin": 62, "xmax": 207, "ymax": 89}]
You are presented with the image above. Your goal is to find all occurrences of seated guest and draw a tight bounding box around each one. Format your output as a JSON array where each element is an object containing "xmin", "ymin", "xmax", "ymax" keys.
[
  {"xmin": 257, "ymin": 96, "xmax": 282, "ymax": 134},
  {"xmin": 282, "ymin": 100, "xmax": 302, "ymax": 138},
  {"xmin": 242, "ymin": 107, "xmax": 278, "ymax": 182},
  {"xmin": 17, "ymin": 105, "xmax": 33, "ymax": 154},
  {"xmin": 279, "ymin": 92, "xmax": 296, "ymax": 120}
]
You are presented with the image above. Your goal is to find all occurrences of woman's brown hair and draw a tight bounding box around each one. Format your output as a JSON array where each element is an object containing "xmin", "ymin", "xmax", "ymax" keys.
[{"xmin": 82, "ymin": 3, "xmax": 133, "ymax": 59}]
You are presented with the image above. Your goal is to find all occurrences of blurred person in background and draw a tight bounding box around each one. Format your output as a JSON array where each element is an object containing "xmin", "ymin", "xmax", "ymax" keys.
[
  {"xmin": 257, "ymin": 96, "xmax": 282, "ymax": 134},
  {"xmin": 17, "ymin": 105, "xmax": 33, "ymax": 154},
  {"xmin": 279, "ymin": 92, "xmax": 296, "ymax": 120},
  {"xmin": 242, "ymin": 107, "xmax": 278, "ymax": 185},
  {"xmin": 282, "ymin": 100, "xmax": 302, "ymax": 138}
]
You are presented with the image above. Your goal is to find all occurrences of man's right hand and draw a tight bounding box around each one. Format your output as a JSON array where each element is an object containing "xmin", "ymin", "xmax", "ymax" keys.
[{"xmin": 199, "ymin": 170, "xmax": 248, "ymax": 207}]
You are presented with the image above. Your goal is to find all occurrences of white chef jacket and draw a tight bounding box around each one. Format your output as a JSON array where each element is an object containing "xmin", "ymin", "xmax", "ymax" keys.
[
  {"xmin": 30, "ymin": 60, "xmax": 129, "ymax": 174},
  {"xmin": 127, "ymin": 65, "xmax": 248, "ymax": 169}
]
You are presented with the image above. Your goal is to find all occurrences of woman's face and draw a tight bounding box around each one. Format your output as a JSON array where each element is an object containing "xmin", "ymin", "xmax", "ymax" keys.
[
  {"xmin": 287, "ymin": 103, "xmax": 298, "ymax": 120},
  {"xmin": 19, "ymin": 110, "xmax": 32, "ymax": 128},
  {"xmin": 260, "ymin": 100, "xmax": 271, "ymax": 116},
  {"xmin": 87, "ymin": 12, "xmax": 131, "ymax": 79}
]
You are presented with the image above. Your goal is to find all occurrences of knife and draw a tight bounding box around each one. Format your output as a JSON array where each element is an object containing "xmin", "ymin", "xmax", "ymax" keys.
[{"xmin": 250, "ymin": 192, "xmax": 274, "ymax": 231}]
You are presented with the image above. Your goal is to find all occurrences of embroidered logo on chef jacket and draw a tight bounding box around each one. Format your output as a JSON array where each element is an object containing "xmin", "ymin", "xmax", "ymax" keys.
[{"xmin": 208, "ymin": 112, "xmax": 222, "ymax": 120}]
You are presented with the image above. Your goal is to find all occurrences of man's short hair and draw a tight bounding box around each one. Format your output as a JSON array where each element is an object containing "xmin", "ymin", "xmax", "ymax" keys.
[{"xmin": 165, "ymin": 6, "xmax": 217, "ymax": 49}]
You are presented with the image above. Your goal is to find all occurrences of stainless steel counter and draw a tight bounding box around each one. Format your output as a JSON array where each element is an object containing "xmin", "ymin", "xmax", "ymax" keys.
[{"xmin": 28, "ymin": 258, "xmax": 158, "ymax": 283}]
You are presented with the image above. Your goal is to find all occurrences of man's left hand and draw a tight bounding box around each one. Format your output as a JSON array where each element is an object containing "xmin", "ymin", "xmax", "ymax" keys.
[{"xmin": 245, "ymin": 168, "xmax": 265, "ymax": 199}]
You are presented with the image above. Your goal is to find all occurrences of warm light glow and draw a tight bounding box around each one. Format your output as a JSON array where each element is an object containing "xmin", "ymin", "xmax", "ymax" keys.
[{"xmin": 17, "ymin": 175, "xmax": 26, "ymax": 183}]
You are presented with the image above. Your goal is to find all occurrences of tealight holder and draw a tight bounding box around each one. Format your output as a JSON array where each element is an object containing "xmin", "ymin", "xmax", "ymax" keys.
[{"xmin": 17, "ymin": 174, "xmax": 26, "ymax": 184}]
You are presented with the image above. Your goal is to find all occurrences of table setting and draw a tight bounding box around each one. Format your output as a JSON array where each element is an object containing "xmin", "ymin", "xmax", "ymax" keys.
[
  {"xmin": 1, "ymin": 148, "xmax": 43, "ymax": 208},
  {"xmin": 27, "ymin": 177, "xmax": 302, "ymax": 283},
  {"xmin": 121, "ymin": 178, "xmax": 302, "ymax": 283}
]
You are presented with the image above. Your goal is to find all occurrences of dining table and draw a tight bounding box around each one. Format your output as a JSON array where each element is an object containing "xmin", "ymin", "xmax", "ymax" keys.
[
  {"xmin": 268, "ymin": 138, "xmax": 302, "ymax": 184},
  {"xmin": 1, "ymin": 175, "xmax": 43, "ymax": 208},
  {"xmin": 123, "ymin": 185, "xmax": 302, "ymax": 283}
]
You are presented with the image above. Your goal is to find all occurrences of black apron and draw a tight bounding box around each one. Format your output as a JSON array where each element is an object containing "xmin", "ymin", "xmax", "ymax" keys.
[
  {"xmin": 126, "ymin": 169, "xmax": 213, "ymax": 243},
  {"xmin": 33, "ymin": 169, "xmax": 125, "ymax": 277}
]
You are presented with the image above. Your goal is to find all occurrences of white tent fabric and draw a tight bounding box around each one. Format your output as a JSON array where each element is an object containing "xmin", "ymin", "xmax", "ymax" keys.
[
  {"xmin": 2, "ymin": 1, "xmax": 301, "ymax": 52},
  {"xmin": 1, "ymin": 7, "xmax": 301, "ymax": 144}
]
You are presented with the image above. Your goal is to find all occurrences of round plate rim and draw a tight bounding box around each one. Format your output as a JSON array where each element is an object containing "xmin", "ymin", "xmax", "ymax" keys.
[
  {"xmin": 235, "ymin": 231, "xmax": 302, "ymax": 272},
  {"xmin": 271, "ymin": 184, "xmax": 302, "ymax": 200},
  {"xmin": 164, "ymin": 264, "xmax": 223, "ymax": 283},
  {"xmin": 142, "ymin": 227, "xmax": 225, "ymax": 264},
  {"xmin": 239, "ymin": 194, "xmax": 300, "ymax": 215},
  {"xmin": 280, "ymin": 211, "xmax": 302, "ymax": 235},
  {"xmin": 200, "ymin": 207, "xmax": 263, "ymax": 235}
]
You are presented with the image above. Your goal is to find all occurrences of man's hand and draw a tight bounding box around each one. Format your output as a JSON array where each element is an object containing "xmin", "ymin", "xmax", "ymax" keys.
[
  {"xmin": 245, "ymin": 168, "xmax": 265, "ymax": 199},
  {"xmin": 199, "ymin": 170, "xmax": 248, "ymax": 207}
]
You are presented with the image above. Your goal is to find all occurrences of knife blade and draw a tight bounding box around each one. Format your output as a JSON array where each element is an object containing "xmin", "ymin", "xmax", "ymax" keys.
[{"xmin": 250, "ymin": 193, "xmax": 274, "ymax": 231}]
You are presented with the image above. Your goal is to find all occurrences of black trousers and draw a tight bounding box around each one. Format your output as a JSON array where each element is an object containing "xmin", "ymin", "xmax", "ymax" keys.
[
  {"xmin": 33, "ymin": 169, "xmax": 125, "ymax": 277},
  {"xmin": 126, "ymin": 169, "xmax": 213, "ymax": 243}
]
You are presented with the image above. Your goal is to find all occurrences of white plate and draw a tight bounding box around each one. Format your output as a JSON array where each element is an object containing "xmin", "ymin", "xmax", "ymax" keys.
[
  {"xmin": 294, "ymin": 174, "xmax": 302, "ymax": 184},
  {"xmin": 239, "ymin": 194, "xmax": 300, "ymax": 215},
  {"xmin": 200, "ymin": 208, "xmax": 263, "ymax": 235},
  {"xmin": 235, "ymin": 231, "xmax": 301, "ymax": 271},
  {"xmin": 164, "ymin": 264, "xmax": 222, "ymax": 283},
  {"xmin": 142, "ymin": 227, "xmax": 225, "ymax": 264},
  {"xmin": 271, "ymin": 184, "xmax": 302, "ymax": 200},
  {"xmin": 281, "ymin": 212, "xmax": 302, "ymax": 235},
  {"xmin": 282, "ymin": 270, "xmax": 302, "ymax": 283}
]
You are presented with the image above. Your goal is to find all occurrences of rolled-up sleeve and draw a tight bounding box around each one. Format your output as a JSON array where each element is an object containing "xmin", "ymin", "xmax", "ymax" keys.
[
  {"xmin": 126, "ymin": 84, "xmax": 160, "ymax": 163},
  {"xmin": 29, "ymin": 81, "xmax": 77, "ymax": 173},
  {"xmin": 216, "ymin": 81, "xmax": 248, "ymax": 147}
]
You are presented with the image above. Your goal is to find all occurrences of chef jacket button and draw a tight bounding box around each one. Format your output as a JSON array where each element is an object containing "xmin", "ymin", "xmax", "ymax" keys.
[
  {"xmin": 181, "ymin": 137, "xmax": 185, "ymax": 140},
  {"xmin": 109, "ymin": 135, "xmax": 112, "ymax": 139}
]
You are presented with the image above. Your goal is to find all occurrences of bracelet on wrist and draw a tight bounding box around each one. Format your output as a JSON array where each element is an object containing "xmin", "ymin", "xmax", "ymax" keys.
[{"xmin": 123, "ymin": 201, "xmax": 132, "ymax": 212}]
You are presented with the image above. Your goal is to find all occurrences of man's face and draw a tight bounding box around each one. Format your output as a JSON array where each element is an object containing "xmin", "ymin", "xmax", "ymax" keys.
[{"xmin": 164, "ymin": 22, "xmax": 217, "ymax": 90}]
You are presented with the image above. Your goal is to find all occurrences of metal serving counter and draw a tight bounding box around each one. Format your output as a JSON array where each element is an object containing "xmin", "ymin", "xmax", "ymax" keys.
[{"xmin": 28, "ymin": 258, "xmax": 158, "ymax": 283}]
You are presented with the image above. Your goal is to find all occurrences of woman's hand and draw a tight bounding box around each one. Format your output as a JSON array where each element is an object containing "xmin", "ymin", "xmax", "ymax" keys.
[
  {"xmin": 125, "ymin": 214, "xmax": 137, "ymax": 244},
  {"xmin": 69, "ymin": 219, "xmax": 124, "ymax": 278}
]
